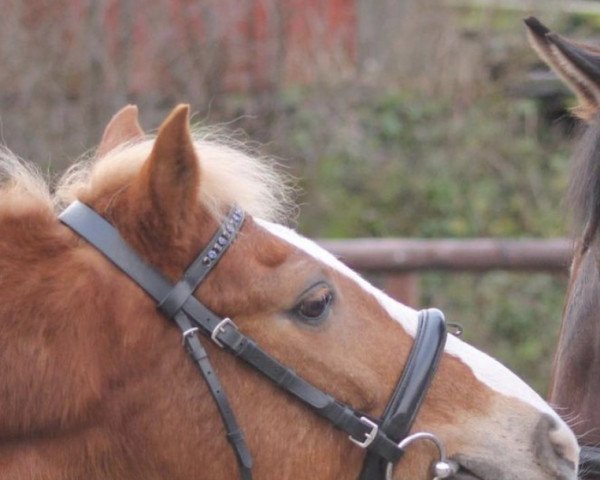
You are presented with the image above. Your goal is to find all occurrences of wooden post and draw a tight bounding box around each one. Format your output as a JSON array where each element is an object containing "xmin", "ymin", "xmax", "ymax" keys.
[{"xmin": 383, "ymin": 273, "xmax": 420, "ymax": 308}]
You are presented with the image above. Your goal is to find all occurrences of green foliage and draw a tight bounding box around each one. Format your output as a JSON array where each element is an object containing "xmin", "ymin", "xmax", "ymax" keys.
[
  {"xmin": 235, "ymin": 3, "xmax": 600, "ymax": 396},
  {"xmin": 287, "ymin": 89, "xmax": 571, "ymax": 240},
  {"xmin": 273, "ymin": 84, "xmax": 575, "ymax": 394},
  {"xmin": 421, "ymin": 272, "xmax": 567, "ymax": 393}
]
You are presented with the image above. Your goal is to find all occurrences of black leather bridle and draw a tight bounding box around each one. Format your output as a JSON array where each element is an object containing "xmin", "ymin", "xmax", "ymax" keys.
[{"xmin": 59, "ymin": 201, "xmax": 453, "ymax": 480}]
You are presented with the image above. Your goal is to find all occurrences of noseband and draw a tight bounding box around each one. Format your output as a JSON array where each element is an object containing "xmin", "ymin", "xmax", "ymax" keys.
[{"xmin": 60, "ymin": 201, "xmax": 453, "ymax": 480}]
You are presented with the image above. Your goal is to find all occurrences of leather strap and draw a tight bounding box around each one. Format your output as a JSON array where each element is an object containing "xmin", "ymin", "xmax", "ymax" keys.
[
  {"xmin": 174, "ymin": 311, "xmax": 253, "ymax": 479},
  {"xmin": 359, "ymin": 309, "xmax": 447, "ymax": 479},
  {"xmin": 158, "ymin": 206, "xmax": 245, "ymax": 318}
]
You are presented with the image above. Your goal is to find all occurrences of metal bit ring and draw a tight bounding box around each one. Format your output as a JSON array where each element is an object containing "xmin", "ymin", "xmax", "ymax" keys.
[{"xmin": 385, "ymin": 432, "xmax": 459, "ymax": 480}]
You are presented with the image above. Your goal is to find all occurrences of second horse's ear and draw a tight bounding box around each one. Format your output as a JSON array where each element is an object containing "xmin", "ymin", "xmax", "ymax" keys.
[
  {"xmin": 525, "ymin": 17, "xmax": 600, "ymax": 122},
  {"xmin": 97, "ymin": 105, "xmax": 145, "ymax": 158}
]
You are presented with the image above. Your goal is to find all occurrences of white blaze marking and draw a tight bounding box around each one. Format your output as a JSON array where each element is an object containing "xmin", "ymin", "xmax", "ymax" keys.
[{"xmin": 257, "ymin": 220, "xmax": 558, "ymax": 417}]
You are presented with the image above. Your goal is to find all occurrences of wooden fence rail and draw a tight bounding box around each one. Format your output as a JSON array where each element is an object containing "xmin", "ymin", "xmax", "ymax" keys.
[{"xmin": 318, "ymin": 238, "xmax": 574, "ymax": 306}]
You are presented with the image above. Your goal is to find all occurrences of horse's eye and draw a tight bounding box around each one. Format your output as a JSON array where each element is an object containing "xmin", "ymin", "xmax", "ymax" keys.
[{"xmin": 293, "ymin": 284, "xmax": 334, "ymax": 324}]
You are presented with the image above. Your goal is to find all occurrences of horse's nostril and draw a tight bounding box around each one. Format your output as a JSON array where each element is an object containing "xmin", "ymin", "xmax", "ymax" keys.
[
  {"xmin": 549, "ymin": 426, "xmax": 578, "ymax": 468},
  {"xmin": 535, "ymin": 413, "xmax": 579, "ymax": 476}
]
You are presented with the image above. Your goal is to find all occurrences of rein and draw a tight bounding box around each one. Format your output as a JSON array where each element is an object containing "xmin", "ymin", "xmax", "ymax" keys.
[{"xmin": 59, "ymin": 201, "xmax": 453, "ymax": 480}]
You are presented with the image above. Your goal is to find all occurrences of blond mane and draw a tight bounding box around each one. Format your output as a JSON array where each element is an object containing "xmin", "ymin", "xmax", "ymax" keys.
[{"xmin": 0, "ymin": 131, "xmax": 294, "ymax": 223}]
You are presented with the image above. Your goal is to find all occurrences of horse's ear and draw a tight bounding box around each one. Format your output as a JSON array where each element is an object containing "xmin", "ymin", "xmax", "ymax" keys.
[
  {"xmin": 525, "ymin": 17, "xmax": 600, "ymax": 122},
  {"xmin": 128, "ymin": 104, "xmax": 200, "ymax": 242},
  {"xmin": 98, "ymin": 105, "xmax": 145, "ymax": 158}
]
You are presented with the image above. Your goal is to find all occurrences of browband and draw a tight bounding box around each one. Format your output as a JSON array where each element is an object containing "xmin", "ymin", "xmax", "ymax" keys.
[{"xmin": 59, "ymin": 200, "xmax": 448, "ymax": 480}]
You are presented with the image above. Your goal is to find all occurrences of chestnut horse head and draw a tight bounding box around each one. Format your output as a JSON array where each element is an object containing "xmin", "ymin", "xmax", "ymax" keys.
[
  {"xmin": 526, "ymin": 17, "xmax": 600, "ymax": 478},
  {"xmin": 0, "ymin": 104, "xmax": 578, "ymax": 479}
]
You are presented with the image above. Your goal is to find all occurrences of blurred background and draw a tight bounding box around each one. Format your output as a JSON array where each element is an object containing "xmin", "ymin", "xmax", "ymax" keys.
[{"xmin": 2, "ymin": 0, "xmax": 598, "ymax": 393}]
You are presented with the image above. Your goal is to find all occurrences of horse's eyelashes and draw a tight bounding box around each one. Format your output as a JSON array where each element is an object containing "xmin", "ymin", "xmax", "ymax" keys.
[
  {"xmin": 298, "ymin": 292, "xmax": 332, "ymax": 319},
  {"xmin": 292, "ymin": 283, "xmax": 334, "ymax": 325}
]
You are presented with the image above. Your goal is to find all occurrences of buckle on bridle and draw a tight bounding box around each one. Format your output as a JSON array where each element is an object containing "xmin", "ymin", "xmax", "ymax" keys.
[
  {"xmin": 181, "ymin": 326, "xmax": 199, "ymax": 345},
  {"xmin": 211, "ymin": 318, "xmax": 237, "ymax": 348},
  {"xmin": 349, "ymin": 416, "xmax": 379, "ymax": 448},
  {"xmin": 385, "ymin": 432, "xmax": 458, "ymax": 480}
]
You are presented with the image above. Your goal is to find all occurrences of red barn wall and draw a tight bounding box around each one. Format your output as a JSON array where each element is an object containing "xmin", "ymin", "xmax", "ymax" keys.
[{"xmin": 100, "ymin": 0, "xmax": 357, "ymax": 94}]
